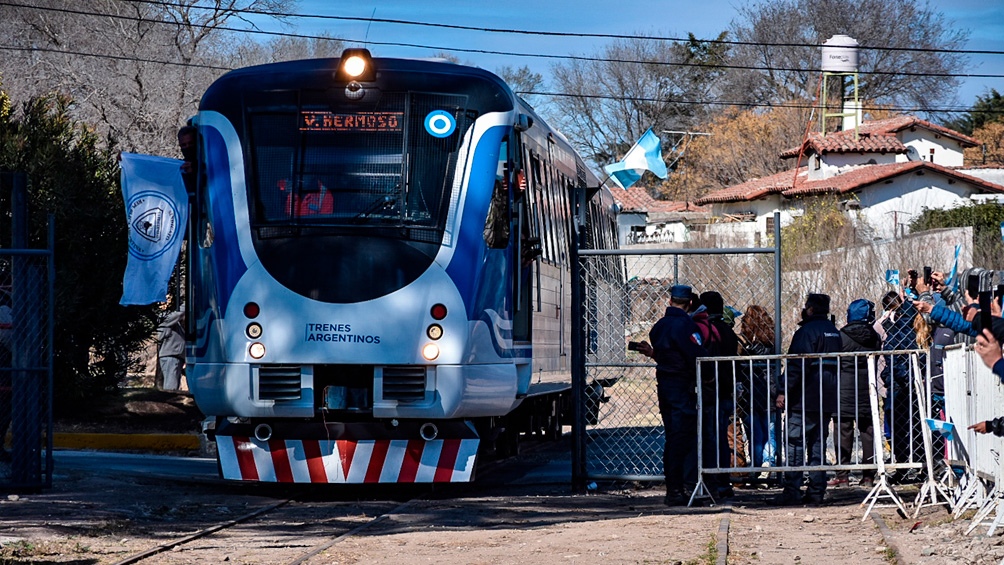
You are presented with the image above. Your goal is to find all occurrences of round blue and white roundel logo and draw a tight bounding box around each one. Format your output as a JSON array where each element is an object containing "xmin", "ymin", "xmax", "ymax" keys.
[
  {"xmin": 424, "ymin": 110, "xmax": 456, "ymax": 138},
  {"xmin": 126, "ymin": 191, "xmax": 182, "ymax": 260}
]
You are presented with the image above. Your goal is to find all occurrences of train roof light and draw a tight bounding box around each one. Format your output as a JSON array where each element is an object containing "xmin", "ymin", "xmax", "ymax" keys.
[{"xmin": 338, "ymin": 48, "xmax": 375, "ymax": 82}]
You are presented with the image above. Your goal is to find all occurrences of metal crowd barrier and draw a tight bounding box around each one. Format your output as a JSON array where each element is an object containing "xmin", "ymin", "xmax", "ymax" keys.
[
  {"xmin": 694, "ymin": 349, "xmax": 940, "ymax": 518},
  {"xmin": 942, "ymin": 344, "xmax": 1004, "ymax": 535}
]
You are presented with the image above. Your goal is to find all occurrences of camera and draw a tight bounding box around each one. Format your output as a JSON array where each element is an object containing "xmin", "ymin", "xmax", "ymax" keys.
[{"xmin": 627, "ymin": 341, "xmax": 642, "ymax": 351}]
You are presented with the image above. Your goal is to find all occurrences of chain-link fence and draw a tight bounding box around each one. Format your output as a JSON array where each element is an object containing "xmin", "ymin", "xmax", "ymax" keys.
[
  {"xmin": 576, "ymin": 244, "xmax": 780, "ymax": 481},
  {"xmin": 1, "ymin": 171, "xmax": 55, "ymax": 490}
]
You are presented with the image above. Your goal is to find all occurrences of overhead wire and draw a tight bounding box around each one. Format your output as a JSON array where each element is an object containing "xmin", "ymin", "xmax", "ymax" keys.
[
  {"xmin": 0, "ymin": 0, "xmax": 1000, "ymax": 116},
  {"xmin": 123, "ymin": 0, "xmax": 1004, "ymax": 57},
  {"xmin": 1, "ymin": 0, "xmax": 1001, "ymax": 81}
]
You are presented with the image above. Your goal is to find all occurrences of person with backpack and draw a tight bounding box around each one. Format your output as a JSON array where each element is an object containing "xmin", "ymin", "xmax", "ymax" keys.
[
  {"xmin": 828, "ymin": 299, "xmax": 881, "ymax": 488},
  {"xmin": 698, "ymin": 291, "xmax": 740, "ymax": 500}
]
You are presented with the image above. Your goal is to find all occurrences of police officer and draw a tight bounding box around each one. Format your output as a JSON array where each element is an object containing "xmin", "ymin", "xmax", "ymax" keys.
[
  {"xmin": 776, "ymin": 293, "xmax": 842, "ymax": 505},
  {"xmin": 637, "ymin": 284, "xmax": 708, "ymax": 506}
]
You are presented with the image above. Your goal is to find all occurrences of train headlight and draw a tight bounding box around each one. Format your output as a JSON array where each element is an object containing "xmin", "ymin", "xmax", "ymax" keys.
[
  {"xmin": 249, "ymin": 342, "xmax": 266, "ymax": 359},
  {"xmin": 246, "ymin": 323, "xmax": 263, "ymax": 339},
  {"xmin": 422, "ymin": 343, "xmax": 440, "ymax": 361},
  {"xmin": 343, "ymin": 56, "xmax": 367, "ymax": 78},
  {"xmin": 426, "ymin": 324, "xmax": 443, "ymax": 340},
  {"xmin": 337, "ymin": 48, "xmax": 375, "ymax": 82}
]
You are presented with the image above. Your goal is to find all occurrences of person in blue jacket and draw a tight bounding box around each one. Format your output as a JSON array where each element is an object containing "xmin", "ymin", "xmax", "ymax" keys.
[
  {"xmin": 637, "ymin": 284, "xmax": 709, "ymax": 506},
  {"xmin": 775, "ymin": 293, "xmax": 843, "ymax": 505}
]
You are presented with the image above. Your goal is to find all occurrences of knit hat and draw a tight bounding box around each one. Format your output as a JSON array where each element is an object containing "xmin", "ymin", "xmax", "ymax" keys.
[{"xmin": 847, "ymin": 298, "xmax": 875, "ymax": 324}]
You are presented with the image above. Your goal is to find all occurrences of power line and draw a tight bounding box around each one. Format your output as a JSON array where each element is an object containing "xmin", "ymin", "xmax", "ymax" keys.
[
  {"xmin": 520, "ymin": 91, "xmax": 991, "ymax": 115},
  {"xmin": 0, "ymin": 2, "xmax": 998, "ymax": 116},
  {"xmin": 2, "ymin": 1, "xmax": 1003, "ymax": 81},
  {"xmin": 0, "ymin": 44, "xmax": 230, "ymax": 71},
  {"xmin": 125, "ymin": 0, "xmax": 1004, "ymax": 57}
]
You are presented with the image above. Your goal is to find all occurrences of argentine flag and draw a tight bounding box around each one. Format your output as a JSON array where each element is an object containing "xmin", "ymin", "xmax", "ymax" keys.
[
  {"xmin": 603, "ymin": 128, "xmax": 668, "ymax": 190},
  {"xmin": 119, "ymin": 153, "xmax": 188, "ymax": 306}
]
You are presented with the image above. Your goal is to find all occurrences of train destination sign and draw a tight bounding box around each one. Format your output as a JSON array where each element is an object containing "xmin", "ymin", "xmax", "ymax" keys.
[{"xmin": 301, "ymin": 111, "xmax": 403, "ymax": 132}]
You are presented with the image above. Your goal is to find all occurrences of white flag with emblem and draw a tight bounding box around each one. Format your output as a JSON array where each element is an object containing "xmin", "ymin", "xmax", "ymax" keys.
[{"xmin": 119, "ymin": 153, "xmax": 188, "ymax": 305}]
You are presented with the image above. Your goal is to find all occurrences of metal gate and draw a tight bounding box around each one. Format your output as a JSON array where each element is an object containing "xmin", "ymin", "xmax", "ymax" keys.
[
  {"xmin": 571, "ymin": 227, "xmax": 781, "ymax": 487},
  {"xmin": 1, "ymin": 171, "xmax": 55, "ymax": 490}
]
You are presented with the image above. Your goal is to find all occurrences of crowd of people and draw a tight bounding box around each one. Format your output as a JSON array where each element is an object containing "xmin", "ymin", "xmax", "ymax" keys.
[{"xmin": 634, "ymin": 266, "xmax": 1004, "ymax": 507}]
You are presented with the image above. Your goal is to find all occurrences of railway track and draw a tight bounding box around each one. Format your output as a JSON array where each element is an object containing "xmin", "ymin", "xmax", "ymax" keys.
[{"xmin": 105, "ymin": 439, "xmax": 553, "ymax": 565}]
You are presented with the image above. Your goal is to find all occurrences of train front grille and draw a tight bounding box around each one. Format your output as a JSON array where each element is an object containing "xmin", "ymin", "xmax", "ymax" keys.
[
  {"xmin": 257, "ymin": 366, "xmax": 302, "ymax": 401},
  {"xmin": 381, "ymin": 366, "xmax": 427, "ymax": 402}
]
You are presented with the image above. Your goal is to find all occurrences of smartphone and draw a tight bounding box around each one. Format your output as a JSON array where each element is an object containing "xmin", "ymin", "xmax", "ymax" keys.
[
  {"xmin": 627, "ymin": 341, "xmax": 641, "ymax": 351},
  {"xmin": 969, "ymin": 273, "xmax": 981, "ymax": 299},
  {"xmin": 923, "ymin": 266, "xmax": 932, "ymax": 286},
  {"xmin": 980, "ymin": 291, "xmax": 993, "ymax": 334}
]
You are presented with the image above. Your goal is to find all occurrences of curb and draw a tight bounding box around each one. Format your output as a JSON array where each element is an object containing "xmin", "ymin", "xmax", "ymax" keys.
[{"xmin": 53, "ymin": 432, "xmax": 202, "ymax": 452}]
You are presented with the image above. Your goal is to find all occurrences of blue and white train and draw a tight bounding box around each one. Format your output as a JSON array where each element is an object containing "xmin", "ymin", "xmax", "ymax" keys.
[{"xmin": 185, "ymin": 49, "xmax": 619, "ymax": 483}]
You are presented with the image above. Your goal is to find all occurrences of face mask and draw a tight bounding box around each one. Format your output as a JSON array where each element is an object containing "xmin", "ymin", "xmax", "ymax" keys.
[{"xmin": 801, "ymin": 307, "xmax": 810, "ymax": 321}]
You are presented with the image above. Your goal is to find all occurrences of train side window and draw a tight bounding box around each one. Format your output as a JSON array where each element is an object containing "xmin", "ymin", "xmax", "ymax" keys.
[{"xmin": 483, "ymin": 139, "xmax": 510, "ymax": 248}]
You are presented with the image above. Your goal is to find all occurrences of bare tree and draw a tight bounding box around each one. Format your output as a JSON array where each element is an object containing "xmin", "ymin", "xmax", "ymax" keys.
[
  {"xmin": 496, "ymin": 64, "xmax": 548, "ymax": 115},
  {"xmin": 0, "ymin": 0, "xmax": 298, "ymax": 155},
  {"xmin": 549, "ymin": 33, "xmax": 728, "ymax": 168},
  {"xmin": 723, "ymin": 0, "xmax": 969, "ymax": 116},
  {"xmin": 227, "ymin": 32, "xmax": 344, "ymax": 68}
]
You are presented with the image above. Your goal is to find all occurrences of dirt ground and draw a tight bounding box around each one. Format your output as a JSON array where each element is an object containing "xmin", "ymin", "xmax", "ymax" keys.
[
  {"xmin": 4, "ymin": 464, "xmax": 1004, "ymax": 565},
  {"xmin": 1, "ymin": 389, "xmax": 1002, "ymax": 564}
]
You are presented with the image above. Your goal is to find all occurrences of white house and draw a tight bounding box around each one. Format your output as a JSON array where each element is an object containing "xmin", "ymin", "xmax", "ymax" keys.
[
  {"xmin": 610, "ymin": 186, "xmax": 709, "ymax": 246},
  {"xmin": 695, "ymin": 116, "xmax": 1004, "ymax": 242}
]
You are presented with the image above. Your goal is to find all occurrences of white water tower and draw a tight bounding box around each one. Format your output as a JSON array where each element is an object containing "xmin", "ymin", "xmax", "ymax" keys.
[{"xmin": 820, "ymin": 35, "xmax": 861, "ymax": 137}]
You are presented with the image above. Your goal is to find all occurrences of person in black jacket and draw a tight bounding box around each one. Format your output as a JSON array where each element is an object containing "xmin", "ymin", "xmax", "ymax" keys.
[
  {"xmin": 637, "ymin": 284, "xmax": 709, "ymax": 506},
  {"xmin": 829, "ymin": 299, "xmax": 881, "ymax": 488},
  {"xmin": 776, "ymin": 293, "xmax": 843, "ymax": 505},
  {"xmin": 700, "ymin": 290, "xmax": 741, "ymax": 499}
]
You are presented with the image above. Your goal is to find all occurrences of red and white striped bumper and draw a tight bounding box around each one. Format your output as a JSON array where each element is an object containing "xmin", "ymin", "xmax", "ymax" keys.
[{"xmin": 216, "ymin": 436, "xmax": 479, "ymax": 483}]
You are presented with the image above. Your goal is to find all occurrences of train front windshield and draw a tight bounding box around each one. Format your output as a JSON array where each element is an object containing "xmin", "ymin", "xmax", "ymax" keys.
[{"xmin": 247, "ymin": 91, "xmax": 473, "ymax": 239}]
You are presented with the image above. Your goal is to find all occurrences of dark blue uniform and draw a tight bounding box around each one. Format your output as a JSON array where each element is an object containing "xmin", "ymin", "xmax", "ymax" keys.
[
  {"xmin": 782, "ymin": 313, "xmax": 842, "ymax": 501},
  {"xmin": 649, "ymin": 306, "xmax": 708, "ymax": 497}
]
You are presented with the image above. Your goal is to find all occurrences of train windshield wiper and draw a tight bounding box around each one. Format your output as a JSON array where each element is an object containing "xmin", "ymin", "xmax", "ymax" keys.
[{"xmin": 351, "ymin": 195, "xmax": 395, "ymax": 223}]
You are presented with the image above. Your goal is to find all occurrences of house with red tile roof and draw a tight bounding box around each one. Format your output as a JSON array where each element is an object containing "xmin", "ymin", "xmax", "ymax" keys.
[
  {"xmin": 610, "ymin": 186, "xmax": 708, "ymax": 245},
  {"xmin": 694, "ymin": 116, "xmax": 1004, "ymax": 241}
]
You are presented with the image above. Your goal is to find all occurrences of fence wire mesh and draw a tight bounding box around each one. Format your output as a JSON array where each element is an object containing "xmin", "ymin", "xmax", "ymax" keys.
[
  {"xmin": 0, "ymin": 251, "xmax": 53, "ymax": 489},
  {"xmin": 579, "ymin": 248, "xmax": 778, "ymax": 480}
]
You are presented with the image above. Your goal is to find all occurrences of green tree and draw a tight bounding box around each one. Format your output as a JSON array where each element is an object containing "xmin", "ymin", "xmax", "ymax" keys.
[
  {"xmin": 910, "ymin": 202, "xmax": 1004, "ymax": 267},
  {"xmin": 945, "ymin": 89, "xmax": 1004, "ymax": 136},
  {"xmin": 0, "ymin": 89, "xmax": 159, "ymax": 411}
]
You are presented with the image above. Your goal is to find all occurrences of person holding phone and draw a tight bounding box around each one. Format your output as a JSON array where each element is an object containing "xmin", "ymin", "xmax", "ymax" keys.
[{"xmin": 633, "ymin": 284, "xmax": 708, "ymax": 506}]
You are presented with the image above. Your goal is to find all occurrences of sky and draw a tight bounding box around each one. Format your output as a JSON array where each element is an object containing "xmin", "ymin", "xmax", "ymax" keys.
[{"xmin": 257, "ymin": 0, "xmax": 1004, "ymax": 115}]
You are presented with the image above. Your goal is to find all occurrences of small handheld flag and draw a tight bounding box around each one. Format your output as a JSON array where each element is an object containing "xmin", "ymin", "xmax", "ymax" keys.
[
  {"xmin": 603, "ymin": 128, "xmax": 668, "ymax": 190},
  {"xmin": 885, "ymin": 269, "xmax": 900, "ymax": 287},
  {"xmin": 944, "ymin": 244, "xmax": 961, "ymax": 291}
]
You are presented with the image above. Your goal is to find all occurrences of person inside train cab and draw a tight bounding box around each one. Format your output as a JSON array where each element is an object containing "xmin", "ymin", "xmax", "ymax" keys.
[
  {"xmin": 282, "ymin": 178, "xmax": 334, "ymax": 217},
  {"xmin": 177, "ymin": 125, "xmax": 197, "ymax": 195}
]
